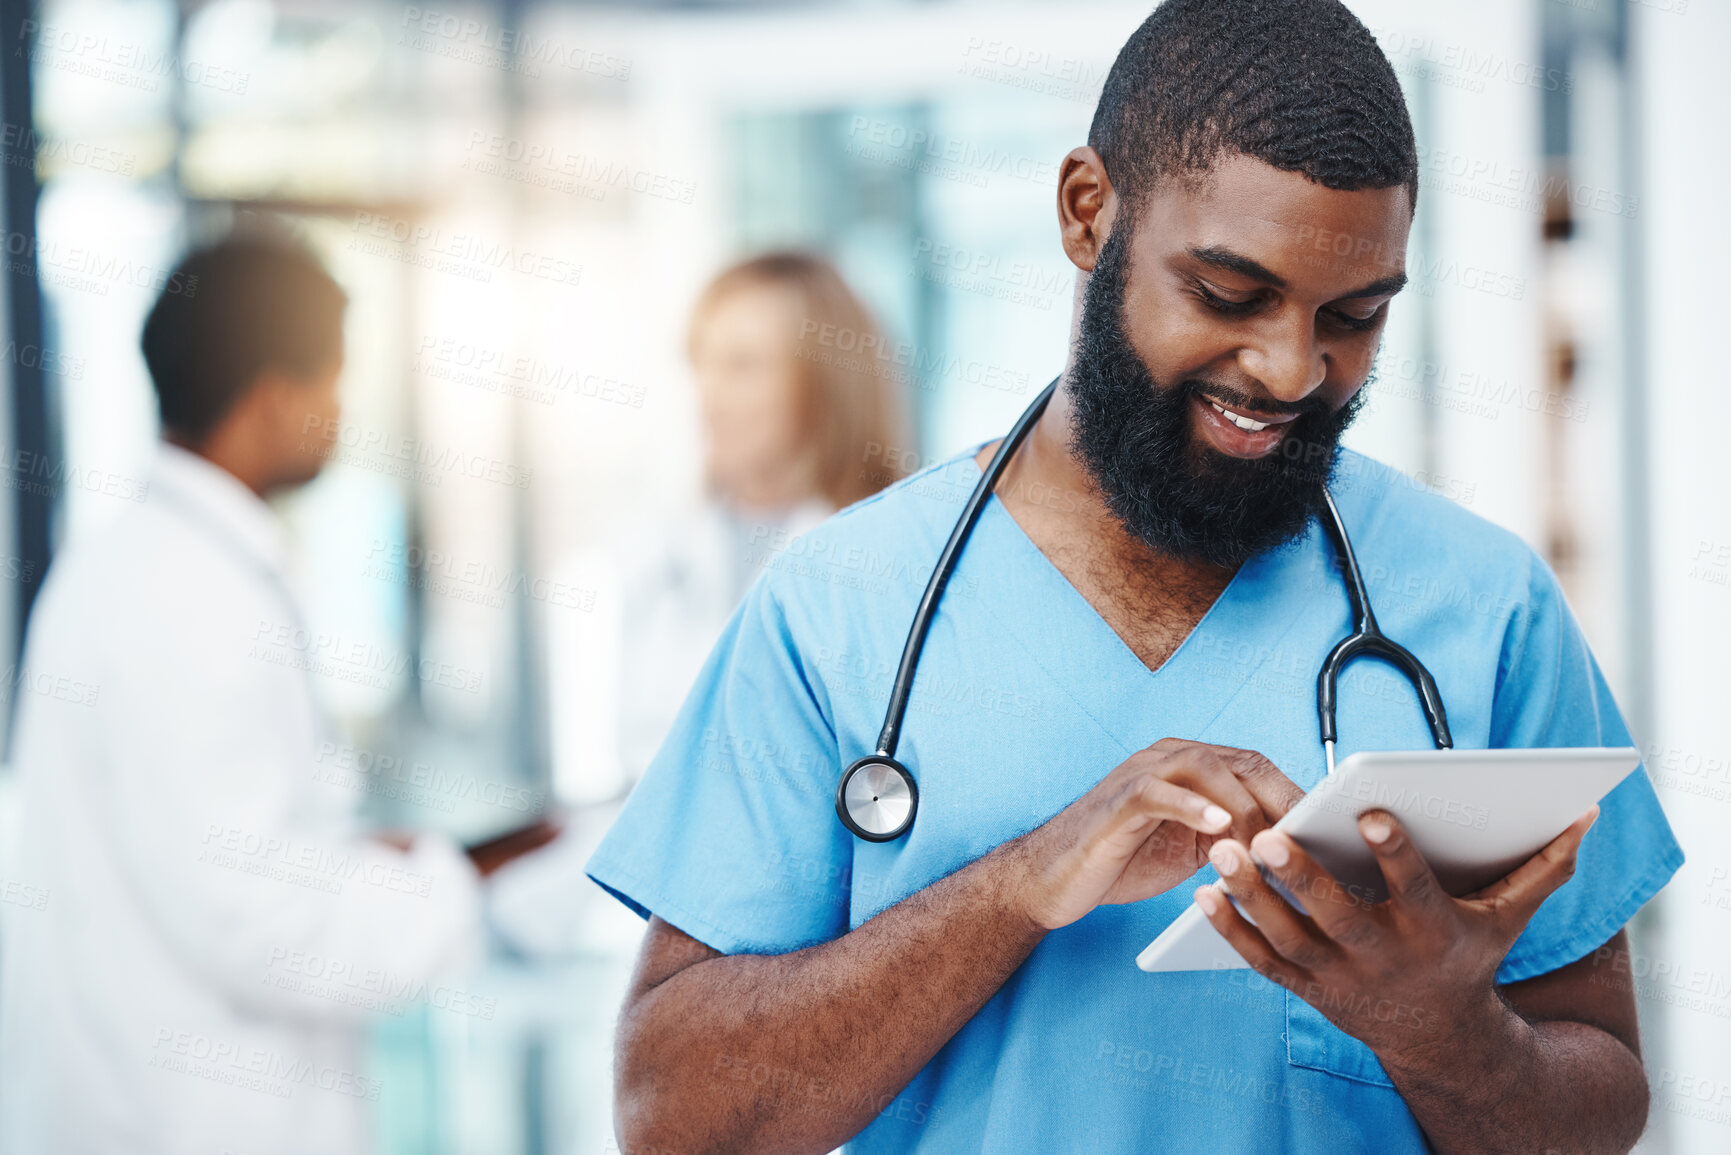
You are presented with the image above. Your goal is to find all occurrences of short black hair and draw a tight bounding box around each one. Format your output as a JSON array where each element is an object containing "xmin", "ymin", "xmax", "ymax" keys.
[
  {"xmin": 141, "ymin": 235, "xmax": 347, "ymax": 443},
  {"xmin": 1088, "ymin": 0, "xmax": 1418, "ymax": 216}
]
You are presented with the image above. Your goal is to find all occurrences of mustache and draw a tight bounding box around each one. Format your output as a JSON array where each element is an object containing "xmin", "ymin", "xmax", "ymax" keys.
[
  {"xmin": 1179, "ymin": 378, "xmax": 1332, "ymax": 421},
  {"xmin": 1064, "ymin": 218, "xmax": 1365, "ymax": 569}
]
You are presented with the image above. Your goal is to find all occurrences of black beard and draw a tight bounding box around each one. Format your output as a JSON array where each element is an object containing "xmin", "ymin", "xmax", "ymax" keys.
[{"xmin": 1066, "ymin": 226, "xmax": 1367, "ymax": 570}]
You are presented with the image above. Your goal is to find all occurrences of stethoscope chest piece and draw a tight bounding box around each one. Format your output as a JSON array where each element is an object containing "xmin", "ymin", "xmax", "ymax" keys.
[{"xmin": 836, "ymin": 756, "xmax": 919, "ymax": 842}]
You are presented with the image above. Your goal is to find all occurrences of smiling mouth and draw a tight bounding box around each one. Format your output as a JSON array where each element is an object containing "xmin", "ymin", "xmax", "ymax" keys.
[{"xmin": 1205, "ymin": 399, "xmax": 1301, "ymax": 433}]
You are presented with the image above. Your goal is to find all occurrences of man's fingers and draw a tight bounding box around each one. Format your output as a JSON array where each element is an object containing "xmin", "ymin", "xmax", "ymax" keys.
[
  {"xmin": 1208, "ymin": 839, "xmax": 1338, "ymax": 971},
  {"xmin": 1248, "ymin": 829, "xmax": 1381, "ymax": 948},
  {"xmin": 1167, "ymin": 759, "xmax": 1272, "ymax": 846},
  {"xmin": 1466, "ymin": 806, "xmax": 1597, "ymax": 929},
  {"xmin": 1193, "ymin": 884, "xmax": 1304, "ymax": 990},
  {"xmin": 1220, "ymin": 746, "xmax": 1307, "ymax": 821},
  {"xmin": 1113, "ymin": 773, "xmax": 1232, "ymax": 838},
  {"xmin": 1144, "ymin": 739, "xmax": 1303, "ymax": 841},
  {"xmin": 1358, "ymin": 811, "xmax": 1448, "ymax": 917}
]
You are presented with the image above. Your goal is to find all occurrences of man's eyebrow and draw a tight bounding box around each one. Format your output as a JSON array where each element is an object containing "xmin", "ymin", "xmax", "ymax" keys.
[
  {"xmin": 1187, "ymin": 245, "xmax": 1409, "ymax": 300},
  {"xmin": 1338, "ymin": 273, "xmax": 1408, "ymax": 299},
  {"xmin": 1188, "ymin": 245, "xmax": 1286, "ymax": 289}
]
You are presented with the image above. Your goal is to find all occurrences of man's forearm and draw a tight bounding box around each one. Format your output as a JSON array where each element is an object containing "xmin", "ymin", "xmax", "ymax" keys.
[
  {"xmin": 616, "ymin": 842, "xmax": 1046, "ymax": 1155},
  {"xmin": 1382, "ymin": 991, "xmax": 1649, "ymax": 1155}
]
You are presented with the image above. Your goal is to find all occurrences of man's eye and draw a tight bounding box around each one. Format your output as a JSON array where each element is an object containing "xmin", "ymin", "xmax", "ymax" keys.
[
  {"xmin": 1192, "ymin": 283, "xmax": 1259, "ymax": 316},
  {"xmin": 1326, "ymin": 305, "xmax": 1384, "ymax": 332}
]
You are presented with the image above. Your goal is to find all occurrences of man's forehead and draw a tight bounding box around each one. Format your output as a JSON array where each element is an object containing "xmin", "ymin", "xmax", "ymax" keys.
[
  {"xmin": 1205, "ymin": 209, "xmax": 1406, "ymax": 277},
  {"xmin": 1140, "ymin": 203, "xmax": 1410, "ymax": 289},
  {"xmin": 1136, "ymin": 156, "xmax": 1412, "ymax": 281}
]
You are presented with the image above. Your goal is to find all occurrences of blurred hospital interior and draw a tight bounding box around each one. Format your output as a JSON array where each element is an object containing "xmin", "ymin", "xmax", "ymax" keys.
[{"xmin": 0, "ymin": 0, "xmax": 1726, "ymax": 1151}]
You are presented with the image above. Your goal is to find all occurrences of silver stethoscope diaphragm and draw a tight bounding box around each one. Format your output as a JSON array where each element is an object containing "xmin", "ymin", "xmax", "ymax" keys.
[{"xmin": 836, "ymin": 757, "xmax": 919, "ymax": 842}]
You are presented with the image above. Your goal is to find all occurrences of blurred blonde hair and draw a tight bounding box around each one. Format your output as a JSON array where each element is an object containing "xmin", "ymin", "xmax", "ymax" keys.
[{"xmin": 688, "ymin": 252, "xmax": 913, "ymax": 509}]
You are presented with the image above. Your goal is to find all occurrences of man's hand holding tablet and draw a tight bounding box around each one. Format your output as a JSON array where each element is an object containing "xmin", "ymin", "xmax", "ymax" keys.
[
  {"xmin": 1201, "ymin": 799, "xmax": 1596, "ymax": 1041},
  {"xmin": 1149, "ymin": 745, "xmax": 1640, "ymax": 1112},
  {"xmin": 1139, "ymin": 746, "xmax": 1640, "ymax": 971}
]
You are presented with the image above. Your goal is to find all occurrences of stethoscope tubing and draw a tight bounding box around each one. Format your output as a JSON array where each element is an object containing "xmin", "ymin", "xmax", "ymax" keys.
[
  {"xmin": 842, "ymin": 378, "xmax": 1452, "ymax": 841},
  {"xmin": 871, "ymin": 378, "xmax": 1059, "ymax": 761}
]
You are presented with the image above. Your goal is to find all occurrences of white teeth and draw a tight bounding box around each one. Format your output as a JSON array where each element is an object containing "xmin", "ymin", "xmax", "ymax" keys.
[{"xmin": 1210, "ymin": 401, "xmax": 1271, "ymax": 432}]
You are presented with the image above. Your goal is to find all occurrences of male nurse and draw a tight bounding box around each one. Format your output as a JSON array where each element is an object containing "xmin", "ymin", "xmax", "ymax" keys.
[{"xmin": 586, "ymin": 1, "xmax": 1682, "ymax": 1152}]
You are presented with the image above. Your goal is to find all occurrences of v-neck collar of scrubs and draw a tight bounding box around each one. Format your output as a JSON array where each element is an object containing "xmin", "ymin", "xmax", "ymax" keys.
[{"xmin": 957, "ymin": 444, "xmax": 1323, "ymax": 766}]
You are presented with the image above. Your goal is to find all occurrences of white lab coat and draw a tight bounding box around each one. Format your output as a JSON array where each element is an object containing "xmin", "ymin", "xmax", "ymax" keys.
[
  {"xmin": 497, "ymin": 498, "xmax": 828, "ymax": 958},
  {"xmin": 616, "ymin": 499, "xmax": 831, "ymax": 781},
  {"xmin": 0, "ymin": 444, "xmax": 482, "ymax": 1155}
]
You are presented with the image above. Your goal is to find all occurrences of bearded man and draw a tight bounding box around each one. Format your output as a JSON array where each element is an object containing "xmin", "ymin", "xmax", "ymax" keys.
[{"xmin": 584, "ymin": 1, "xmax": 1681, "ymax": 1152}]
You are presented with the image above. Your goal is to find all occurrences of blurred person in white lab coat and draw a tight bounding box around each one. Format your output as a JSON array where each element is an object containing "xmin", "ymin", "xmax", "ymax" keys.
[
  {"xmin": 0, "ymin": 235, "xmax": 552, "ymax": 1155},
  {"xmin": 498, "ymin": 253, "xmax": 912, "ymax": 953}
]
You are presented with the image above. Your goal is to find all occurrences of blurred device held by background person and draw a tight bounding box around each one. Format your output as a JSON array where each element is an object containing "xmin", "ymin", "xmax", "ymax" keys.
[{"xmin": 0, "ymin": 235, "xmax": 552, "ymax": 1155}]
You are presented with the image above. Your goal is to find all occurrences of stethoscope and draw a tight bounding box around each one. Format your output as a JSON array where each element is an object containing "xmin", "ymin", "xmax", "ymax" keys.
[{"xmin": 835, "ymin": 377, "xmax": 1454, "ymax": 843}]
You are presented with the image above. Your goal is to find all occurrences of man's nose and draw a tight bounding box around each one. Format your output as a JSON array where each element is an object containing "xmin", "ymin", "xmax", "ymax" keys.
[{"xmin": 1234, "ymin": 315, "xmax": 1326, "ymax": 404}]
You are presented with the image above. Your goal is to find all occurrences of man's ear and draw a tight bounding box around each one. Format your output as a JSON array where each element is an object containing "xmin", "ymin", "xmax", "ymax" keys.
[
  {"xmin": 253, "ymin": 369, "xmax": 318, "ymax": 425},
  {"xmin": 1057, "ymin": 146, "xmax": 1118, "ymax": 273},
  {"xmin": 249, "ymin": 371, "xmax": 296, "ymax": 428}
]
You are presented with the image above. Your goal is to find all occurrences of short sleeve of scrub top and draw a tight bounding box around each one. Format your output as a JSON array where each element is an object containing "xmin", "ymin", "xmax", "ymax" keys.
[
  {"xmin": 1490, "ymin": 557, "xmax": 1682, "ymax": 983},
  {"xmin": 585, "ymin": 574, "xmax": 851, "ymax": 956}
]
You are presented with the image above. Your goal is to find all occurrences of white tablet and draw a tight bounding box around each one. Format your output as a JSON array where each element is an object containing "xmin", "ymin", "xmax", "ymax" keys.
[{"xmin": 1135, "ymin": 746, "xmax": 1642, "ymax": 973}]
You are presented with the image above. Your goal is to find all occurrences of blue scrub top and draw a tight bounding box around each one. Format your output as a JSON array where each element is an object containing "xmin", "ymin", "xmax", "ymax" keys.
[{"xmin": 586, "ymin": 447, "xmax": 1682, "ymax": 1154}]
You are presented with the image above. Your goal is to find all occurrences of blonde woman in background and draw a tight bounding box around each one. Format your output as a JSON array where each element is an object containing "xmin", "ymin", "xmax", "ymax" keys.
[
  {"xmin": 691, "ymin": 252, "xmax": 912, "ymax": 523},
  {"xmin": 621, "ymin": 253, "xmax": 917, "ymax": 773},
  {"xmin": 492, "ymin": 253, "xmax": 911, "ymax": 959}
]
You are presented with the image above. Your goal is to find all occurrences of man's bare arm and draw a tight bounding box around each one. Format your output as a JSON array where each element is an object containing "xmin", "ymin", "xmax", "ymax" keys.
[
  {"xmin": 1385, "ymin": 929, "xmax": 1647, "ymax": 1155},
  {"xmin": 616, "ymin": 853, "xmax": 1042, "ymax": 1154},
  {"xmin": 612, "ymin": 740, "xmax": 1304, "ymax": 1154}
]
